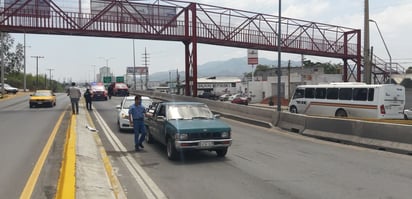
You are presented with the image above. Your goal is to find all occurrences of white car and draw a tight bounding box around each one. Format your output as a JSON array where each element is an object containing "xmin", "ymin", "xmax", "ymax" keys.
[
  {"xmin": 404, "ymin": 109, "xmax": 412, "ymax": 120},
  {"xmin": 0, "ymin": 83, "xmax": 18, "ymax": 94},
  {"xmin": 116, "ymin": 96, "xmax": 153, "ymax": 131}
]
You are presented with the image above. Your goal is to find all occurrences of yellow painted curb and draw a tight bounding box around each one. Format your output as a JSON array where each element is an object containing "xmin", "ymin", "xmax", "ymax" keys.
[{"xmin": 55, "ymin": 114, "xmax": 76, "ymax": 199}]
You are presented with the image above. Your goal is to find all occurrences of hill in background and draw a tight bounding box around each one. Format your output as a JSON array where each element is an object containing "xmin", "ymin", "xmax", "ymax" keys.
[{"xmin": 149, "ymin": 57, "xmax": 301, "ymax": 81}]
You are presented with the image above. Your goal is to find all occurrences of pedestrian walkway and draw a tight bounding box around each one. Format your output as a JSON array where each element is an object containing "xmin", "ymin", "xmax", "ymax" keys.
[{"xmin": 72, "ymin": 101, "xmax": 126, "ymax": 199}]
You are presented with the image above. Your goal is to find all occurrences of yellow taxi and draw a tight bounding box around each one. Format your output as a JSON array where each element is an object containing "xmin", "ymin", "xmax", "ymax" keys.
[{"xmin": 29, "ymin": 90, "xmax": 56, "ymax": 108}]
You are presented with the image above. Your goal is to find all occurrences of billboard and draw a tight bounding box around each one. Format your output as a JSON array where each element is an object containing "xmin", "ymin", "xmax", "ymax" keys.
[
  {"xmin": 127, "ymin": 67, "xmax": 148, "ymax": 75},
  {"xmin": 4, "ymin": 0, "xmax": 51, "ymax": 18},
  {"xmin": 247, "ymin": 49, "xmax": 258, "ymax": 65},
  {"xmin": 91, "ymin": 0, "xmax": 176, "ymax": 26}
]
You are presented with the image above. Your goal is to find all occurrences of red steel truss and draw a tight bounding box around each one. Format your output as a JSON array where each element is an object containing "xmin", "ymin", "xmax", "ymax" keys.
[{"xmin": 0, "ymin": 0, "xmax": 392, "ymax": 95}]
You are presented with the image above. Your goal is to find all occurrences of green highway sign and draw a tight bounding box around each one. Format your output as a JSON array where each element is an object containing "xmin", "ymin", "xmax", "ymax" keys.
[
  {"xmin": 116, "ymin": 76, "xmax": 124, "ymax": 83},
  {"xmin": 103, "ymin": 76, "xmax": 112, "ymax": 83}
]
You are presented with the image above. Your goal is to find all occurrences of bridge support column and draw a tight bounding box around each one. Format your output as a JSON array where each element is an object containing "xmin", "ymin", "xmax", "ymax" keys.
[
  {"xmin": 183, "ymin": 3, "xmax": 198, "ymax": 97},
  {"xmin": 184, "ymin": 41, "xmax": 198, "ymax": 97}
]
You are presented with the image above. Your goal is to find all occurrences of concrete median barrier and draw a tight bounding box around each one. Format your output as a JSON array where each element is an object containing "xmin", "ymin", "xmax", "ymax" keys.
[
  {"xmin": 277, "ymin": 112, "xmax": 306, "ymax": 133},
  {"xmin": 135, "ymin": 91, "xmax": 412, "ymax": 154}
]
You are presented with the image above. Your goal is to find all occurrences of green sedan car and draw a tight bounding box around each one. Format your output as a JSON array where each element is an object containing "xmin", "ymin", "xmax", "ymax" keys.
[{"xmin": 145, "ymin": 101, "xmax": 232, "ymax": 160}]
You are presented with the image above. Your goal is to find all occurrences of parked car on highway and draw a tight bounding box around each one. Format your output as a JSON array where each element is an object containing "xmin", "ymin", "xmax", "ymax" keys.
[
  {"xmin": 404, "ymin": 109, "xmax": 412, "ymax": 120},
  {"xmin": 231, "ymin": 95, "xmax": 249, "ymax": 105},
  {"xmin": 29, "ymin": 90, "xmax": 56, "ymax": 108},
  {"xmin": 116, "ymin": 95, "xmax": 153, "ymax": 131},
  {"xmin": 198, "ymin": 92, "xmax": 218, "ymax": 100},
  {"xmin": 91, "ymin": 83, "xmax": 108, "ymax": 101},
  {"xmin": 110, "ymin": 82, "xmax": 129, "ymax": 96},
  {"xmin": 145, "ymin": 101, "xmax": 232, "ymax": 160},
  {"xmin": 219, "ymin": 93, "xmax": 230, "ymax": 101},
  {"xmin": 0, "ymin": 83, "xmax": 18, "ymax": 94}
]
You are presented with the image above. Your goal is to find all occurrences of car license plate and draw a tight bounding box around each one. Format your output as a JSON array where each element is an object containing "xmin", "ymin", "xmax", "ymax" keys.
[
  {"xmin": 37, "ymin": 102, "xmax": 43, "ymax": 104},
  {"xmin": 200, "ymin": 141, "xmax": 213, "ymax": 148}
]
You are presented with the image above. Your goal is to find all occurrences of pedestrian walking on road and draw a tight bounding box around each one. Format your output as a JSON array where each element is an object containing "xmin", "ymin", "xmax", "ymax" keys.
[
  {"xmin": 108, "ymin": 84, "xmax": 113, "ymax": 100},
  {"xmin": 67, "ymin": 82, "xmax": 81, "ymax": 114},
  {"xmin": 84, "ymin": 88, "xmax": 93, "ymax": 110},
  {"xmin": 128, "ymin": 95, "xmax": 147, "ymax": 151}
]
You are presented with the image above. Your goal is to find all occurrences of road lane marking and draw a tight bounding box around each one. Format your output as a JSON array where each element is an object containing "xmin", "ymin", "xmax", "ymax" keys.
[
  {"xmin": 19, "ymin": 108, "xmax": 67, "ymax": 199},
  {"xmin": 93, "ymin": 109, "xmax": 167, "ymax": 199}
]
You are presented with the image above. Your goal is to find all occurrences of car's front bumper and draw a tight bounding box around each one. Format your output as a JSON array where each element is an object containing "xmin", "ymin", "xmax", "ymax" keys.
[
  {"xmin": 175, "ymin": 139, "xmax": 232, "ymax": 150},
  {"xmin": 119, "ymin": 118, "xmax": 133, "ymax": 129}
]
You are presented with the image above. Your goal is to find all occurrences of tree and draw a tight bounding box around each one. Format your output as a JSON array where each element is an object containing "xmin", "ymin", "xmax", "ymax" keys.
[{"xmin": 0, "ymin": 33, "xmax": 24, "ymax": 76}]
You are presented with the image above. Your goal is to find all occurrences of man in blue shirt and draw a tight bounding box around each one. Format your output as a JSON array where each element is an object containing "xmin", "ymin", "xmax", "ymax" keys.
[{"xmin": 128, "ymin": 95, "xmax": 147, "ymax": 151}]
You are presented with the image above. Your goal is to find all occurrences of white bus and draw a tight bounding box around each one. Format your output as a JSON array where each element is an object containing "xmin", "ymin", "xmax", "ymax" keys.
[{"xmin": 288, "ymin": 83, "xmax": 405, "ymax": 119}]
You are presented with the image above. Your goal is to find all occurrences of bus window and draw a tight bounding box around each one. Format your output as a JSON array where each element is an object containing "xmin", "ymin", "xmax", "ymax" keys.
[
  {"xmin": 315, "ymin": 88, "xmax": 326, "ymax": 99},
  {"xmin": 368, "ymin": 88, "xmax": 374, "ymax": 101},
  {"xmin": 339, "ymin": 88, "xmax": 352, "ymax": 100},
  {"xmin": 326, "ymin": 88, "xmax": 338, "ymax": 99},
  {"xmin": 293, "ymin": 88, "xmax": 305, "ymax": 99},
  {"xmin": 305, "ymin": 88, "xmax": 315, "ymax": 98},
  {"xmin": 353, "ymin": 88, "xmax": 367, "ymax": 101}
]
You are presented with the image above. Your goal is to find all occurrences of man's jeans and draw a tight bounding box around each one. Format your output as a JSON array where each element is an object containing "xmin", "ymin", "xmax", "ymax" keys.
[
  {"xmin": 70, "ymin": 98, "xmax": 79, "ymax": 114},
  {"xmin": 133, "ymin": 120, "xmax": 146, "ymax": 147}
]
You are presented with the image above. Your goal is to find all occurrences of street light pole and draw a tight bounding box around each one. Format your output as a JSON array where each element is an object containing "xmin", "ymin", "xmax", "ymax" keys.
[
  {"xmin": 133, "ymin": 39, "xmax": 136, "ymax": 90},
  {"xmin": 91, "ymin": 65, "xmax": 96, "ymax": 82},
  {"xmin": 31, "ymin": 55, "xmax": 44, "ymax": 89},
  {"xmin": 369, "ymin": 19, "xmax": 392, "ymax": 80},
  {"xmin": 98, "ymin": 57, "xmax": 114, "ymax": 82}
]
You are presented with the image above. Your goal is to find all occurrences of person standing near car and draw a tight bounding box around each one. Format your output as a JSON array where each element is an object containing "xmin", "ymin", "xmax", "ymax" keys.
[
  {"xmin": 108, "ymin": 84, "xmax": 113, "ymax": 99},
  {"xmin": 128, "ymin": 95, "xmax": 147, "ymax": 151},
  {"xmin": 67, "ymin": 82, "xmax": 81, "ymax": 114},
  {"xmin": 84, "ymin": 88, "xmax": 93, "ymax": 110}
]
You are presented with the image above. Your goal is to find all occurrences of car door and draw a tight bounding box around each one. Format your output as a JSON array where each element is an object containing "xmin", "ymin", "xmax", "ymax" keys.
[{"xmin": 152, "ymin": 104, "xmax": 167, "ymax": 145}]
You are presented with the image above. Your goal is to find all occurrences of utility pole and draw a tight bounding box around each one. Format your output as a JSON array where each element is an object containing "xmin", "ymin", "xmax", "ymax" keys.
[
  {"xmin": 142, "ymin": 47, "xmax": 150, "ymax": 90},
  {"xmin": 364, "ymin": 0, "xmax": 371, "ymax": 84},
  {"xmin": 1, "ymin": 32, "xmax": 4, "ymax": 95},
  {"xmin": 46, "ymin": 68, "xmax": 54, "ymax": 89},
  {"xmin": 276, "ymin": 0, "xmax": 282, "ymax": 111},
  {"xmin": 31, "ymin": 55, "xmax": 44, "ymax": 89}
]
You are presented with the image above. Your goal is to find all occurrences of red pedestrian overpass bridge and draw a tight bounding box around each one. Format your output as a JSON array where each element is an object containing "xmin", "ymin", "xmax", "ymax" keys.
[{"xmin": 0, "ymin": 0, "xmax": 399, "ymax": 96}]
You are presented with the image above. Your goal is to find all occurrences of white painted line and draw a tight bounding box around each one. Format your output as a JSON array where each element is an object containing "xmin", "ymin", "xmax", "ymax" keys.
[{"xmin": 93, "ymin": 110, "xmax": 168, "ymax": 199}]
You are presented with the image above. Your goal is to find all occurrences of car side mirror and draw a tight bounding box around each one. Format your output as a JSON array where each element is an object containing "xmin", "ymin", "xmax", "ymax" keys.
[
  {"xmin": 214, "ymin": 114, "xmax": 221, "ymax": 119},
  {"xmin": 116, "ymin": 105, "xmax": 121, "ymax": 109}
]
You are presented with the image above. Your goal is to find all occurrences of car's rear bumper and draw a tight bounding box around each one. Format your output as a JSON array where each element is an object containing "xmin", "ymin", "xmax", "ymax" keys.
[{"xmin": 175, "ymin": 139, "xmax": 232, "ymax": 150}]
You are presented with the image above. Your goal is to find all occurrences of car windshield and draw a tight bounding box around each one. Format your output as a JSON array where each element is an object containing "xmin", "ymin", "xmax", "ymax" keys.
[
  {"xmin": 167, "ymin": 104, "xmax": 213, "ymax": 120},
  {"xmin": 123, "ymin": 98, "xmax": 152, "ymax": 109}
]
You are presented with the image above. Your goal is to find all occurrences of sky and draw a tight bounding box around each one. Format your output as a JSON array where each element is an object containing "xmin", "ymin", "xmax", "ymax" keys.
[{"xmin": 6, "ymin": 0, "xmax": 412, "ymax": 83}]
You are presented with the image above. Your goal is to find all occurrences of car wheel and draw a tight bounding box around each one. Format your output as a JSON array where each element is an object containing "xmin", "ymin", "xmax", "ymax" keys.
[
  {"xmin": 290, "ymin": 106, "xmax": 298, "ymax": 113},
  {"xmin": 117, "ymin": 120, "xmax": 123, "ymax": 132},
  {"xmin": 405, "ymin": 114, "xmax": 409, "ymax": 120},
  {"xmin": 216, "ymin": 148, "xmax": 228, "ymax": 157},
  {"xmin": 29, "ymin": 104, "xmax": 33, "ymax": 108},
  {"xmin": 167, "ymin": 137, "xmax": 179, "ymax": 160},
  {"xmin": 145, "ymin": 126, "xmax": 154, "ymax": 144},
  {"xmin": 335, "ymin": 109, "xmax": 348, "ymax": 117}
]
